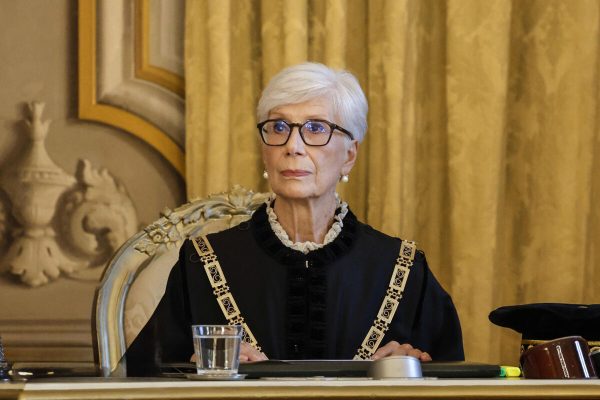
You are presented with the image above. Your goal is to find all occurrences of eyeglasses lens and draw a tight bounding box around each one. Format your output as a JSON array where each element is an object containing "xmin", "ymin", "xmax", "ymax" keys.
[{"xmin": 261, "ymin": 121, "xmax": 332, "ymax": 146}]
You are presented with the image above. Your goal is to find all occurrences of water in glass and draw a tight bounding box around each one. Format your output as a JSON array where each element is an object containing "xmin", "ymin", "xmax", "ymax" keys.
[{"xmin": 192, "ymin": 325, "xmax": 242, "ymax": 375}]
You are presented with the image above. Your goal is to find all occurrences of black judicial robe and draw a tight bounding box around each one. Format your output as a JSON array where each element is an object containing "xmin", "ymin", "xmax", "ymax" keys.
[{"xmin": 126, "ymin": 205, "xmax": 464, "ymax": 376}]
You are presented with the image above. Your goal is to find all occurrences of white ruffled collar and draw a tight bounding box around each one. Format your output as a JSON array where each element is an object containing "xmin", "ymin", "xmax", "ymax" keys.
[{"xmin": 265, "ymin": 195, "xmax": 349, "ymax": 254}]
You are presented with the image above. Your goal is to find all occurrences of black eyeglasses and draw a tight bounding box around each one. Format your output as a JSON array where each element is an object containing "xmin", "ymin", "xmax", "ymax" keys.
[{"xmin": 257, "ymin": 119, "xmax": 355, "ymax": 146}]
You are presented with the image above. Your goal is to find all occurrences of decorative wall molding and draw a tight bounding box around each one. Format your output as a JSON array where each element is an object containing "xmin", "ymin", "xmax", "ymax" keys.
[
  {"xmin": 97, "ymin": 0, "xmax": 185, "ymax": 137},
  {"xmin": 0, "ymin": 319, "xmax": 93, "ymax": 362},
  {"xmin": 0, "ymin": 102, "xmax": 138, "ymax": 287},
  {"xmin": 78, "ymin": 0, "xmax": 185, "ymax": 177},
  {"xmin": 0, "ymin": 319, "xmax": 91, "ymax": 347},
  {"xmin": 135, "ymin": 0, "xmax": 185, "ymax": 96}
]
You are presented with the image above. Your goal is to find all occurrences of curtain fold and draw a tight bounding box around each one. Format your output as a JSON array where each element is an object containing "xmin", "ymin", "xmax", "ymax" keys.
[
  {"xmin": 186, "ymin": 0, "xmax": 264, "ymax": 198},
  {"xmin": 495, "ymin": 0, "xmax": 600, "ymax": 361},
  {"xmin": 444, "ymin": 0, "xmax": 512, "ymax": 363},
  {"xmin": 185, "ymin": 0, "xmax": 600, "ymax": 364}
]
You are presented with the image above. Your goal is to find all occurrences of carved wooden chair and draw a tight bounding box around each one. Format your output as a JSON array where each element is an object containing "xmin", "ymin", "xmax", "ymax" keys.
[{"xmin": 93, "ymin": 185, "xmax": 270, "ymax": 377}]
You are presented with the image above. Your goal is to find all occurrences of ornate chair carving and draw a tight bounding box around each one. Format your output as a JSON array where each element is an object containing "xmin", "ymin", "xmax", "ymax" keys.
[{"xmin": 93, "ymin": 185, "xmax": 270, "ymax": 377}]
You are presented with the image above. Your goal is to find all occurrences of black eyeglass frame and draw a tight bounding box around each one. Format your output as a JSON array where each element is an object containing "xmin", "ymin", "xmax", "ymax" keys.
[{"xmin": 257, "ymin": 119, "xmax": 355, "ymax": 146}]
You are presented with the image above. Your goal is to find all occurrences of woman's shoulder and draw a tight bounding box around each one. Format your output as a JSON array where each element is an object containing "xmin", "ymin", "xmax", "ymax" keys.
[
  {"xmin": 181, "ymin": 218, "xmax": 254, "ymax": 247},
  {"xmin": 355, "ymin": 218, "xmax": 426, "ymax": 261},
  {"xmin": 177, "ymin": 217, "xmax": 258, "ymax": 270}
]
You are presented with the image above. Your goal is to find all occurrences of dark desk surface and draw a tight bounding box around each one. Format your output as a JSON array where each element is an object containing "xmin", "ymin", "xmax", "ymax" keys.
[{"xmin": 2, "ymin": 378, "xmax": 600, "ymax": 400}]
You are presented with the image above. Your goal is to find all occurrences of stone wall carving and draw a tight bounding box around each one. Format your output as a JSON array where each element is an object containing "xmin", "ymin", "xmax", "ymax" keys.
[{"xmin": 0, "ymin": 102, "xmax": 138, "ymax": 287}]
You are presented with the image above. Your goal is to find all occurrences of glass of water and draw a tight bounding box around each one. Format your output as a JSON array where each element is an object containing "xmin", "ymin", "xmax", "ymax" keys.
[{"xmin": 191, "ymin": 325, "xmax": 243, "ymax": 376}]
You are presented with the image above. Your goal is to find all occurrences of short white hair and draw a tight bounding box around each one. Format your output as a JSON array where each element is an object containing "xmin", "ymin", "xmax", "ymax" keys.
[{"xmin": 257, "ymin": 62, "xmax": 368, "ymax": 142}]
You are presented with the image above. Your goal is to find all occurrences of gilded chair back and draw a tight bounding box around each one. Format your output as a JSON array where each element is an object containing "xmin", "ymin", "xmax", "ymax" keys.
[{"xmin": 93, "ymin": 185, "xmax": 270, "ymax": 376}]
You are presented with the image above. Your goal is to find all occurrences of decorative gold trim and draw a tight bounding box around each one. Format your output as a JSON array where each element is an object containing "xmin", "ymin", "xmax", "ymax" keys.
[
  {"xmin": 192, "ymin": 236, "xmax": 261, "ymax": 351},
  {"xmin": 135, "ymin": 0, "xmax": 185, "ymax": 97},
  {"xmin": 78, "ymin": 0, "xmax": 185, "ymax": 177},
  {"xmin": 355, "ymin": 240, "xmax": 416, "ymax": 360}
]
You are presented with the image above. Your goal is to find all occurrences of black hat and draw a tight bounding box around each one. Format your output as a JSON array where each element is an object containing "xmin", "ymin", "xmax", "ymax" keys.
[{"xmin": 489, "ymin": 303, "xmax": 600, "ymax": 350}]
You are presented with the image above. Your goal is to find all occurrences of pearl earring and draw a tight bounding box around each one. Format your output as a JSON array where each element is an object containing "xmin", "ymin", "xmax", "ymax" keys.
[
  {"xmin": 340, "ymin": 174, "xmax": 349, "ymax": 183},
  {"xmin": 263, "ymin": 170, "xmax": 269, "ymax": 179}
]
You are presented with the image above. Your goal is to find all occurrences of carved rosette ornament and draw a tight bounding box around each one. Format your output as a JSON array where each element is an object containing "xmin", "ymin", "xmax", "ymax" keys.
[{"xmin": 0, "ymin": 102, "xmax": 138, "ymax": 286}]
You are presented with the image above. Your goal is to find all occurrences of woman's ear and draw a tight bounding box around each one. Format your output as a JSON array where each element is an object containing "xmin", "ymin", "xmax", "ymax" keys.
[{"xmin": 342, "ymin": 140, "xmax": 359, "ymax": 175}]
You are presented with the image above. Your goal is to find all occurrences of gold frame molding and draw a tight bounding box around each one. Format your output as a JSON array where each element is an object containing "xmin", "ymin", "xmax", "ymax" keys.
[
  {"xmin": 135, "ymin": 0, "xmax": 185, "ymax": 97},
  {"xmin": 78, "ymin": 0, "xmax": 185, "ymax": 177}
]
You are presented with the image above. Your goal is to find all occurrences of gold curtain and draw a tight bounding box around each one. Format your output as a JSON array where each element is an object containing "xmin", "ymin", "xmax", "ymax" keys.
[{"xmin": 185, "ymin": 0, "xmax": 600, "ymax": 364}]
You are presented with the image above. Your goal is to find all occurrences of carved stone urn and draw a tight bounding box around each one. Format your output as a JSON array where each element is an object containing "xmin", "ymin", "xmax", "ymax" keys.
[{"xmin": 1, "ymin": 102, "xmax": 76, "ymax": 286}]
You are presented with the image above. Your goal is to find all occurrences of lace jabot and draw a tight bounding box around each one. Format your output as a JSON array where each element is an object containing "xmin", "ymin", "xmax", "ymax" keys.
[{"xmin": 265, "ymin": 195, "xmax": 349, "ymax": 254}]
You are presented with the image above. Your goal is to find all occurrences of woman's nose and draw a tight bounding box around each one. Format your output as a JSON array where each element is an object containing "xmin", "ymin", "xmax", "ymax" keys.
[{"xmin": 285, "ymin": 126, "xmax": 306, "ymax": 155}]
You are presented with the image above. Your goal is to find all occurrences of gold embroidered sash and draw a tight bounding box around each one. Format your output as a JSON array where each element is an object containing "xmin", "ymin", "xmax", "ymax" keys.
[
  {"xmin": 353, "ymin": 240, "xmax": 416, "ymax": 360},
  {"xmin": 192, "ymin": 236, "xmax": 416, "ymax": 359},
  {"xmin": 191, "ymin": 236, "xmax": 261, "ymax": 351}
]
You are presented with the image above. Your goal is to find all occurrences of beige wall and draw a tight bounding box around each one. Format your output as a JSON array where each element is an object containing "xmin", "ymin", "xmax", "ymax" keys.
[{"xmin": 0, "ymin": 0, "xmax": 186, "ymax": 362}]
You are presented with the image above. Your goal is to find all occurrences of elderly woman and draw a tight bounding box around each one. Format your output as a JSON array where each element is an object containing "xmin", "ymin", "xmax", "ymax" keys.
[{"xmin": 126, "ymin": 63, "xmax": 463, "ymax": 376}]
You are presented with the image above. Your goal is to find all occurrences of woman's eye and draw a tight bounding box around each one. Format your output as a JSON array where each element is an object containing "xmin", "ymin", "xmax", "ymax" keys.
[
  {"xmin": 305, "ymin": 122, "xmax": 327, "ymax": 134},
  {"xmin": 272, "ymin": 121, "xmax": 288, "ymax": 133}
]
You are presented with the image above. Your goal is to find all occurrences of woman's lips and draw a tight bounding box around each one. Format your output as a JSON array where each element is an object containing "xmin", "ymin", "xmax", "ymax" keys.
[{"xmin": 281, "ymin": 169, "xmax": 311, "ymax": 177}]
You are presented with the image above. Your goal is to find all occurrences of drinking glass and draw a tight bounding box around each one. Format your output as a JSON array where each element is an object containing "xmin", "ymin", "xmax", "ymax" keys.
[{"xmin": 191, "ymin": 325, "xmax": 242, "ymax": 375}]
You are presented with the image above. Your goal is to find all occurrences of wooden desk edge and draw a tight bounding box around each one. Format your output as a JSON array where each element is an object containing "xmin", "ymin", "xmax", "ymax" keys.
[
  {"xmin": 11, "ymin": 383, "xmax": 600, "ymax": 400},
  {"xmin": 0, "ymin": 383, "xmax": 24, "ymax": 400}
]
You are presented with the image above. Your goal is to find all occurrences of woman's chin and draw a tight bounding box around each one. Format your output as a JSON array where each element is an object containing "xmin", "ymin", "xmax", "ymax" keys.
[
  {"xmin": 270, "ymin": 178, "xmax": 338, "ymax": 201},
  {"xmin": 271, "ymin": 184, "xmax": 318, "ymax": 201},
  {"xmin": 273, "ymin": 190, "xmax": 314, "ymax": 201}
]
